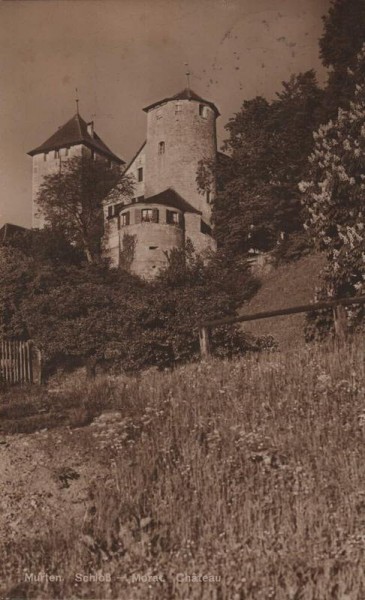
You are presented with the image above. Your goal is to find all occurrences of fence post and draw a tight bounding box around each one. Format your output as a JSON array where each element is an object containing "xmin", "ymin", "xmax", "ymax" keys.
[
  {"xmin": 30, "ymin": 342, "xmax": 43, "ymax": 384},
  {"xmin": 333, "ymin": 304, "xmax": 348, "ymax": 343},
  {"xmin": 199, "ymin": 326, "xmax": 211, "ymax": 359}
]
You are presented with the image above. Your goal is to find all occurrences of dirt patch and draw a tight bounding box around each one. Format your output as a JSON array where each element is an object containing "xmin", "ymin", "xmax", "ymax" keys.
[{"xmin": 0, "ymin": 415, "xmax": 121, "ymax": 544}]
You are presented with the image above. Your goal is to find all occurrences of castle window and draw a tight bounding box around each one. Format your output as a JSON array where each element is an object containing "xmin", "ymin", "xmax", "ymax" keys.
[
  {"xmin": 65, "ymin": 147, "xmax": 69, "ymax": 156},
  {"xmin": 54, "ymin": 150, "xmax": 59, "ymax": 159},
  {"xmin": 108, "ymin": 205, "xmax": 114, "ymax": 218},
  {"xmin": 141, "ymin": 208, "xmax": 159, "ymax": 223},
  {"xmin": 199, "ymin": 104, "xmax": 208, "ymax": 118},
  {"xmin": 138, "ymin": 167, "xmax": 143, "ymax": 182},
  {"xmin": 206, "ymin": 190, "xmax": 211, "ymax": 204},
  {"xmin": 166, "ymin": 210, "xmax": 180, "ymax": 225},
  {"xmin": 120, "ymin": 212, "xmax": 130, "ymax": 227},
  {"xmin": 200, "ymin": 220, "xmax": 212, "ymax": 235},
  {"xmin": 158, "ymin": 141, "xmax": 165, "ymax": 155}
]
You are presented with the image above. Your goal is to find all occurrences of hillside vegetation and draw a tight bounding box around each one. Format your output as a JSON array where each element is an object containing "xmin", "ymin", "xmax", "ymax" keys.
[
  {"xmin": 1, "ymin": 338, "xmax": 365, "ymax": 600},
  {"xmin": 242, "ymin": 253, "xmax": 326, "ymax": 348}
]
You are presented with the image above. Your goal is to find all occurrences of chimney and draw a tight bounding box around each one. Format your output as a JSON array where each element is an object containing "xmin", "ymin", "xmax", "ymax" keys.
[{"xmin": 87, "ymin": 121, "xmax": 94, "ymax": 137}]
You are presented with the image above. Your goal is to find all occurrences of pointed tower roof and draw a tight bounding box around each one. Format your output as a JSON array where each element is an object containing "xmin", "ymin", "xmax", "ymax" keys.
[
  {"xmin": 28, "ymin": 113, "xmax": 124, "ymax": 164},
  {"xmin": 143, "ymin": 88, "xmax": 220, "ymax": 117}
]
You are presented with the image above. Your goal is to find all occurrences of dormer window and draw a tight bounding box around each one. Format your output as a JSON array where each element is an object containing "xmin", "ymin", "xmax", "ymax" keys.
[{"xmin": 158, "ymin": 141, "xmax": 165, "ymax": 155}]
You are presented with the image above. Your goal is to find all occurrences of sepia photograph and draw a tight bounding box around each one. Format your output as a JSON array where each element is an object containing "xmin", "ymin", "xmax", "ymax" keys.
[{"xmin": 1, "ymin": 0, "xmax": 365, "ymax": 598}]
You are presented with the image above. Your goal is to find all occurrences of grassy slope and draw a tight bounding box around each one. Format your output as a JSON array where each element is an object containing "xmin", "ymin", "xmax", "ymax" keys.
[
  {"xmin": 1, "ymin": 338, "xmax": 365, "ymax": 600},
  {"xmin": 242, "ymin": 253, "xmax": 326, "ymax": 348}
]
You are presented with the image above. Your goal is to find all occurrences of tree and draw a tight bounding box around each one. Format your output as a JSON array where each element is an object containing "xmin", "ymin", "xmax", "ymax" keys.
[
  {"xmin": 197, "ymin": 72, "xmax": 325, "ymax": 259},
  {"xmin": 0, "ymin": 243, "xmax": 263, "ymax": 376},
  {"xmin": 300, "ymin": 45, "xmax": 365, "ymax": 329},
  {"xmin": 36, "ymin": 156, "xmax": 134, "ymax": 264},
  {"xmin": 320, "ymin": 0, "xmax": 365, "ymax": 117},
  {"xmin": 4, "ymin": 226, "xmax": 84, "ymax": 266}
]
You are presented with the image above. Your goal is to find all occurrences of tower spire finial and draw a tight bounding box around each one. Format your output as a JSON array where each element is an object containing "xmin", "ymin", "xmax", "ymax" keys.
[
  {"xmin": 184, "ymin": 63, "xmax": 191, "ymax": 94},
  {"xmin": 75, "ymin": 88, "xmax": 79, "ymax": 115}
]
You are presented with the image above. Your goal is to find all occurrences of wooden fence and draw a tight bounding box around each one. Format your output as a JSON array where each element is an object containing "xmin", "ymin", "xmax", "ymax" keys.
[
  {"xmin": 199, "ymin": 295, "xmax": 365, "ymax": 358},
  {"xmin": 0, "ymin": 340, "xmax": 42, "ymax": 385}
]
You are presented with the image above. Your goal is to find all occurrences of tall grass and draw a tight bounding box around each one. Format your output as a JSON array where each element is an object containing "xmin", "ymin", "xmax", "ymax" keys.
[{"xmin": 2, "ymin": 339, "xmax": 365, "ymax": 599}]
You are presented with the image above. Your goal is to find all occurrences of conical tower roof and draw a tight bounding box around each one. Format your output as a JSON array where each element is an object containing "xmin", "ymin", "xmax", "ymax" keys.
[
  {"xmin": 28, "ymin": 113, "xmax": 124, "ymax": 164},
  {"xmin": 143, "ymin": 88, "xmax": 220, "ymax": 117}
]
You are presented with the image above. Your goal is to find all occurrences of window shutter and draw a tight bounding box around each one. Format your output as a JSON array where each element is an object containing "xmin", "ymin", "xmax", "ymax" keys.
[
  {"xmin": 152, "ymin": 208, "xmax": 159, "ymax": 223},
  {"xmin": 135, "ymin": 208, "xmax": 141, "ymax": 224}
]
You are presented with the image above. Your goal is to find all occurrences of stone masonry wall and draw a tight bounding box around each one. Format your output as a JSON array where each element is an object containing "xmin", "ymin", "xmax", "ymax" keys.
[
  {"xmin": 118, "ymin": 203, "xmax": 184, "ymax": 279},
  {"xmin": 184, "ymin": 213, "xmax": 217, "ymax": 256},
  {"xmin": 31, "ymin": 144, "xmax": 84, "ymax": 228},
  {"xmin": 144, "ymin": 99, "xmax": 217, "ymax": 224}
]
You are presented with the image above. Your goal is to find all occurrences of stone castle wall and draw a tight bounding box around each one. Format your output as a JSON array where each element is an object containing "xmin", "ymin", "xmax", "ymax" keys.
[
  {"xmin": 144, "ymin": 99, "xmax": 217, "ymax": 224},
  {"xmin": 31, "ymin": 144, "xmax": 84, "ymax": 228},
  {"xmin": 117, "ymin": 203, "xmax": 184, "ymax": 279}
]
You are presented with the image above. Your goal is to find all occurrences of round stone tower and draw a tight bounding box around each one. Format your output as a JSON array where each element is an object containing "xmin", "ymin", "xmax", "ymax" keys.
[
  {"xmin": 103, "ymin": 88, "xmax": 219, "ymax": 279},
  {"xmin": 143, "ymin": 88, "xmax": 219, "ymax": 224}
]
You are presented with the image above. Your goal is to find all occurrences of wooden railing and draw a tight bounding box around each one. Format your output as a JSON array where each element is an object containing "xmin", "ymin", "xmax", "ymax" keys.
[
  {"xmin": 199, "ymin": 295, "xmax": 365, "ymax": 357},
  {"xmin": 0, "ymin": 339, "xmax": 42, "ymax": 385}
]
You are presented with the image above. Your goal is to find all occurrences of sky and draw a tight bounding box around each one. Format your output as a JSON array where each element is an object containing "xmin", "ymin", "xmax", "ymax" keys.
[{"xmin": 0, "ymin": 0, "xmax": 330, "ymax": 228}]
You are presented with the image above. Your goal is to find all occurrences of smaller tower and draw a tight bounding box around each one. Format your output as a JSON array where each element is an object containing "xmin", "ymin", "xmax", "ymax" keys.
[{"xmin": 28, "ymin": 113, "xmax": 124, "ymax": 228}]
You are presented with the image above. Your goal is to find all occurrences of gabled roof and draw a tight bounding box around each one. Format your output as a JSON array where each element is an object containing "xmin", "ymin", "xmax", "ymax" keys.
[
  {"xmin": 120, "ymin": 188, "xmax": 202, "ymax": 215},
  {"xmin": 0, "ymin": 223, "xmax": 27, "ymax": 244},
  {"xmin": 123, "ymin": 140, "xmax": 146, "ymax": 175},
  {"xmin": 28, "ymin": 113, "xmax": 124, "ymax": 164},
  {"xmin": 143, "ymin": 88, "xmax": 220, "ymax": 117}
]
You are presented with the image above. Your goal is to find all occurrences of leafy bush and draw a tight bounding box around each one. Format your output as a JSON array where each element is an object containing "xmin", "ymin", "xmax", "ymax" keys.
[{"xmin": 0, "ymin": 242, "xmax": 259, "ymax": 376}]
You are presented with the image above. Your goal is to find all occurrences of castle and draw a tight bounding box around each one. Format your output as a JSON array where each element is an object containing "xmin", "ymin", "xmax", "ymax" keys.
[{"xmin": 28, "ymin": 88, "xmax": 219, "ymax": 278}]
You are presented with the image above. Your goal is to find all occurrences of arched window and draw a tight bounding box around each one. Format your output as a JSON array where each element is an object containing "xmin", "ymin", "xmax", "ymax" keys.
[{"xmin": 158, "ymin": 141, "xmax": 165, "ymax": 155}]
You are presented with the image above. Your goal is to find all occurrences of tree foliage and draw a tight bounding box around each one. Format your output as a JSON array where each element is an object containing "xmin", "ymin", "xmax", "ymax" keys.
[
  {"xmin": 197, "ymin": 71, "xmax": 325, "ymax": 258},
  {"xmin": 36, "ymin": 156, "xmax": 134, "ymax": 264},
  {"xmin": 300, "ymin": 46, "xmax": 365, "ymax": 332},
  {"xmin": 320, "ymin": 0, "xmax": 365, "ymax": 117},
  {"xmin": 4, "ymin": 227, "xmax": 84, "ymax": 266},
  {"xmin": 0, "ymin": 242, "xmax": 262, "ymax": 376}
]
